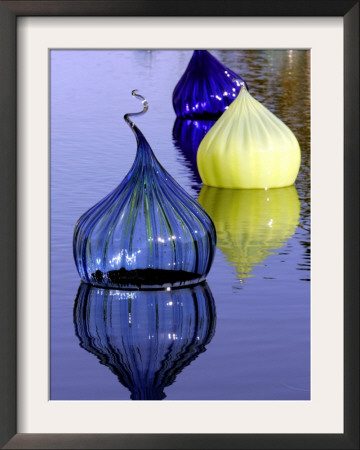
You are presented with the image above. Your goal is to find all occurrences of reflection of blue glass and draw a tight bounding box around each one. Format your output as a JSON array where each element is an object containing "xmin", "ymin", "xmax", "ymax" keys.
[
  {"xmin": 173, "ymin": 50, "xmax": 248, "ymax": 118},
  {"xmin": 74, "ymin": 282, "xmax": 216, "ymax": 400},
  {"xmin": 73, "ymin": 91, "xmax": 216, "ymax": 290},
  {"xmin": 172, "ymin": 118, "xmax": 216, "ymax": 183}
]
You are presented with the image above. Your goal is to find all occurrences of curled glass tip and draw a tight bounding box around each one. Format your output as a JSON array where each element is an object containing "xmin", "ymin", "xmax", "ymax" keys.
[
  {"xmin": 73, "ymin": 90, "xmax": 217, "ymax": 290},
  {"xmin": 124, "ymin": 90, "xmax": 149, "ymax": 126}
]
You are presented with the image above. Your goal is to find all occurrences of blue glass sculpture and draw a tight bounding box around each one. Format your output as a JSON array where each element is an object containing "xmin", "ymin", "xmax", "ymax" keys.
[
  {"xmin": 73, "ymin": 91, "xmax": 216, "ymax": 289},
  {"xmin": 172, "ymin": 117, "xmax": 216, "ymax": 183},
  {"xmin": 172, "ymin": 50, "xmax": 248, "ymax": 118},
  {"xmin": 74, "ymin": 282, "xmax": 216, "ymax": 400}
]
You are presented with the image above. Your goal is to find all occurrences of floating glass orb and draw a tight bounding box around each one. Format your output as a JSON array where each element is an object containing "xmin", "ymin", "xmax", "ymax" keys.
[
  {"xmin": 172, "ymin": 50, "xmax": 248, "ymax": 118},
  {"xmin": 198, "ymin": 186, "xmax": 300, "ymax": 280},
  {"xmin": 197, "ymin": 84, "xmax": 301, "ymax": 189},
  {"xmin": 74, "ymin": 282, "xmax": 216, "ymax": 400},
  {"xmin": 172, "ymin": 117, "xmax": 216, "ymax": 184},
  {"xmin": 73, "ymin": 91, "xmax": 216, "ymax": 290}
]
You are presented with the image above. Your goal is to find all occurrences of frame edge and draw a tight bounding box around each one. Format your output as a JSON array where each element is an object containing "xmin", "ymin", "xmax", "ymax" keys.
[
  {"xmin": 0, "ymin": 0, "xmax": 359, "ymax": 449},
  {"xmin": 0, "ymin": 0, "xmax": 17, "ymax": 448}
]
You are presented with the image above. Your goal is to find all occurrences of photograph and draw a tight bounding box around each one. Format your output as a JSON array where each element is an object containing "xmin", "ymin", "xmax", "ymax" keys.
[
  {"xmin": 50, "ymin": 49, "xmax": 311, "ymax": 401},
  {"xmin": 1, "ymin": 0, "xmax": 358, "ymax": 446}
]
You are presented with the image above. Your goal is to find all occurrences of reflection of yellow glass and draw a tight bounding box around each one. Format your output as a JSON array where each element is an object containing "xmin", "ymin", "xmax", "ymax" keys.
[{"xmin": 198, "ymin": 186, "xmax": 300, "ymax": 279}]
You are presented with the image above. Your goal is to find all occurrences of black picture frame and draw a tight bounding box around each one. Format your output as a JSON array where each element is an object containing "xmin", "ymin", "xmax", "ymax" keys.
[{"xmin": 0, "ymin": 1, "xmax": 358, "ymax": 449}]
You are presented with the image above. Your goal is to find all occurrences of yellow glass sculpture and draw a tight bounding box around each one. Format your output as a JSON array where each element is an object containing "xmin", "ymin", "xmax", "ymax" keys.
[
  {"xmin": 197, "ymin": 85, "xmax": 301, "ymax": 189},
  {"xmin": 198, "ymin": 186, "xmax": 300, "ymax": 280}
]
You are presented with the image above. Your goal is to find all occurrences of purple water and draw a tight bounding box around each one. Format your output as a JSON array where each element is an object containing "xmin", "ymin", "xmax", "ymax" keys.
[{"xmin": 50, "ymin": 49, "xmax": 310, "ymax": 400}]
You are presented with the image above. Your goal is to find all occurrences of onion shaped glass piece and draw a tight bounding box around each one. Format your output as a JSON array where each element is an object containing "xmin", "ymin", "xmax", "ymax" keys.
[
  {"xmin": 197, "ymin": 84, "xmax": 301, "ymax": 189},
  {"xmin": 172, "ymin": 118, "xmax": 216, "ymax": 183},
  {"xmin": 74, "ymin": 282, "xmax": 216, "ymax": 400},
  {"xmin": 172, "ymin": 50, "xmax": 248, "ymax": 119},
  {"xmin": 198, "ymin": 185, "xmax": 300, "ymax": 281},
  {"xmin": 73, "ymin": 91, "xmax": 216, "ymax": 290}
]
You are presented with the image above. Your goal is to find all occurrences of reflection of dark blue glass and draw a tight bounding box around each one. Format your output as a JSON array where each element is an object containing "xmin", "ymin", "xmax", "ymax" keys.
[
  {"xmin": 172, "ymin": 50, "xmax": 248, "ymax": 118},
  {"xmin": 74, "ymin": 282, "xmax": 216, "ymax": 400},
  {"xmin": 172, "ymin": 118, "xmax": 216, "ymax": 184},
  {"xmin": 73, "ymin": 91, "xmax": 216, "ymax": 290}
]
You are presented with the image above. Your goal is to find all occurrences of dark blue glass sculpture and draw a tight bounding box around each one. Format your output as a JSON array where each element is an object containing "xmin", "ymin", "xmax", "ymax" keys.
[
  {"xmin": 172, "ymin": 117, "xmax": 216, "ymax": 183},
  {"xmin": 74, "ymin": 282, "xmax": 216, "ymax": 400},
  {"xmin": 172, "ymin": 50, "xmax": 248, "ymax": 118},
  {"xmin": 73, "ymin": 91, "xmax": 216, "ymax": 289}
]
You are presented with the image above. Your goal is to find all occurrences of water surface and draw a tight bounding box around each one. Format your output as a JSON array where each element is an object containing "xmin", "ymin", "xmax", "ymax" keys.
[{"xmin": 50, "ymin": 49, "xmax": 310, "ymax": 400}]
